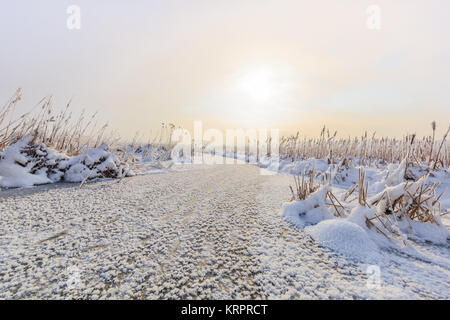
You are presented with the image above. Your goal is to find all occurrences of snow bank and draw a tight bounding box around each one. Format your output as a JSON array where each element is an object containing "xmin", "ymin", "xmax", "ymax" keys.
[{"xmin": 0, "ymin": 137, "xmax": 133, "ymax": 188}]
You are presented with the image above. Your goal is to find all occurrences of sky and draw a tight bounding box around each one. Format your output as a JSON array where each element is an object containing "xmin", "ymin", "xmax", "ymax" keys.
[{"xmin": 0, "ymin": 0, "xmax": 449, "ymax": 139}]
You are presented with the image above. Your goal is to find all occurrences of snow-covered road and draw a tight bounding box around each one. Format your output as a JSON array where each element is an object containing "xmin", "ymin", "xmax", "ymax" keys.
[{"xmin": 0, "ymin": 164, "xmax": 449, "ymax": 299}]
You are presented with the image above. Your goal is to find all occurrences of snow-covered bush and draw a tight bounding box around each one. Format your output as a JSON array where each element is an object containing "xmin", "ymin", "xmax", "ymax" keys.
[
  {"xmin": 0, "ymin": 136, "xmax": 133, "ymax": 188},
  {"xmin": 0, "ymin": 137, "xmax": 56, "ymax": 188},
  {"xmin": 61, "ymin": 143, "xmax": 133, "ymax": 182}
]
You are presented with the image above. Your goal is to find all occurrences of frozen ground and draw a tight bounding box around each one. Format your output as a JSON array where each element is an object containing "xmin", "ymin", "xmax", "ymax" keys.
[{"xmin": 0, "ymin": 164, "xmax": 449, "ymax": 299}]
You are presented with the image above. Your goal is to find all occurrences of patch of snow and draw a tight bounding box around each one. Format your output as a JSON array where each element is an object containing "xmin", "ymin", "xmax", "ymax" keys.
[
  {"xmin": 398, "ymin": 215, "xmax": 449, "ymax": 245},
  {"xmin": 281, "ymin": 187, "xmax": 334, "ymax": 229}
]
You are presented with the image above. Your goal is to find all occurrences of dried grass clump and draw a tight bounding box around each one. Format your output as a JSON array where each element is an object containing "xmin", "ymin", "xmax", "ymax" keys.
[
  {"xmin": 289, "ymin": 167, "xmax": 319, "ymax": 201},
  {"xmin": 354, "ymin": 170, "xmax": 404, "ymax": 241},
  {"xmin": 358, "ymin": 174, "xmax": 444, "ymax": 244},
  {"xmin": 123, "ymin": 122, "xmax": 177, "ymax": 164},
  {"xmin": 340, "ymin": 168, "xmax": 369, "ymax": 206},
  {"xmin": 371, "ymin": 177, "xmax": 443, "ymax": 224},
  {"xmin": 289, "ymin": 166, "xmax": 345, "ymax": 217},
  {"xmin": 0, "ymin": 89, "xmax": 116, "ymax": 155}
]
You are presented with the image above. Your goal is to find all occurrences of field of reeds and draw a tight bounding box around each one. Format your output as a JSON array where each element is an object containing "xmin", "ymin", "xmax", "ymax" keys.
[{"xmin": 278, "ymin": 125, "xmax": 450, "ymax": 170}]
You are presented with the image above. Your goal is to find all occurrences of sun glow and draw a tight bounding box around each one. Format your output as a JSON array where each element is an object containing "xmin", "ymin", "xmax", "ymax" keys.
[
  {"xmin": 237, "ymin": 67, "xmax": 276, "ymax": 103},
  {"xmin": 222, "ymin": 64, "xmax": 296, "ymax": 124}
]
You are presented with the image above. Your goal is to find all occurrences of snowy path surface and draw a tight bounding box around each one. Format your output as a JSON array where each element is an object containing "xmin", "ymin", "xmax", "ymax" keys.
[{"xmin": 0, "ymin": 164, "xmax": 449, "ymax": 299}]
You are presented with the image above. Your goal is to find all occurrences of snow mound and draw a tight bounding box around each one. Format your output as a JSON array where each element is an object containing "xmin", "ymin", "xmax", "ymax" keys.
[
  {"xmin": 346, "ymin": 205, "xmax": 397, "ymax": 248},
  {"xmin": 62, "ymin": 143, "xmax": 133, "ymax": 182},
  {"xmin": 281, "ymin": 187, "xmax": 334, "ymax": 229},
  {"xmin": 0, "ymin": 137, "xmax": 133, "ymax": 188},
  {"xmin": 306, "ymin": 220, "xmax": 380, "ymax": 263}
]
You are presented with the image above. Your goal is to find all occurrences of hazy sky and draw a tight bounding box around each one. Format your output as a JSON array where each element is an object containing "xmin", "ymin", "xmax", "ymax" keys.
[{"xmin": 1, "ymin": 0, "xmax": 449, "ymax": 138}]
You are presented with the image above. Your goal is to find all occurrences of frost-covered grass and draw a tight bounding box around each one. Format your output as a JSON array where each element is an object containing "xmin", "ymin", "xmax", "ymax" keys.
[{"xmin": 0, "ymin": 89, "xmax": 117, "ymax": 156}]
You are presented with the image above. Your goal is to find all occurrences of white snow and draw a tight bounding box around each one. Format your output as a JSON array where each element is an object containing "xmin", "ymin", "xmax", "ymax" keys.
[
  {"xmin": 399, "ymin": 216, "xmax": 449, "ymax": 245},
  {"xmin": 306, "ymin": 220, "xmax": 380, "ymax": 263}
]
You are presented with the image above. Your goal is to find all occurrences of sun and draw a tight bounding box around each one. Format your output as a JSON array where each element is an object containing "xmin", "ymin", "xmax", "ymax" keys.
[
  {"xmin": 222, "ymin": 64, "xmax": 293, "ymax": 123},
  {"xmin": 237, "ymin": 67, "xmax": 275, "ymax": 103}
]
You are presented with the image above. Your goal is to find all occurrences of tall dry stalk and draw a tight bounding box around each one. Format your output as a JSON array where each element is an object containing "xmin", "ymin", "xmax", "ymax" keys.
[
  {"xmin": 290, "ymin": 167, "xmax": 318, "ymax": 201},
  {"xmin": 428, "ymin": 121, "xmax": 436, "ymax": 166},
  {"xmin": 433, "ymin": 126, "xmax": 450, "ymax": 170}
]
